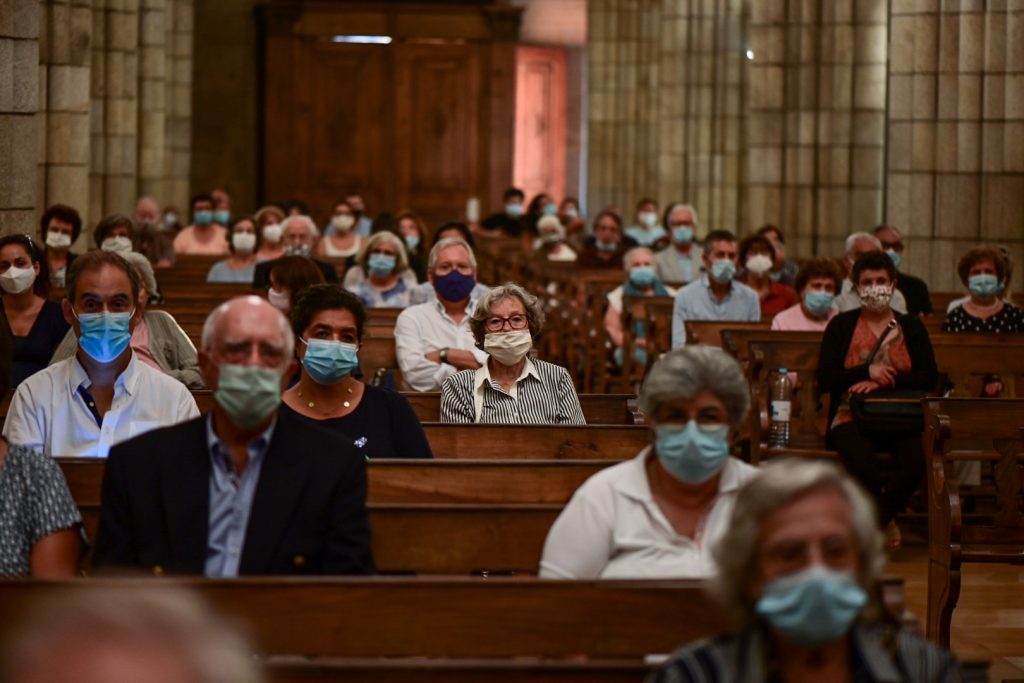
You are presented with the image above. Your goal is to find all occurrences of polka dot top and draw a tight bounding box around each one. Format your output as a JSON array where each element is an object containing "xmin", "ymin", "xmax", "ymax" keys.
[
  {"xmin": 942, "ymin": 303, "xmax": 1024, "ymax": 334},
  {"xmin": 0, "ymin": 444, "xmax": 81, "ymax": 576}
]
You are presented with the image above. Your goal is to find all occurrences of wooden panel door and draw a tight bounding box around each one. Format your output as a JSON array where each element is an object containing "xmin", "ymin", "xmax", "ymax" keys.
[
  {"xmin": 264, "ymin": 37, "xmax": 393, "ymax": 224},
  {"xmin": 514, "ymin": 46, "xmax": 567, "ymax": 203},
  {"xmin": 394, "ymin": 43, "xmax": 482, "ymax": 226}
]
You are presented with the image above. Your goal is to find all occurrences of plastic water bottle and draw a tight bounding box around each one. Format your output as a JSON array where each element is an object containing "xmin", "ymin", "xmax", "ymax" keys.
[{"xmin": 768, "ymin": 368, "xmax": 793, "ymax": 449}]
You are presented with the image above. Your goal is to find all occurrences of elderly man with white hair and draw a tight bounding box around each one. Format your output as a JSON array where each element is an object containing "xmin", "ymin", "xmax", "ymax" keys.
[
  {"xmin": 252, "ymin": 214, "xmax": 339, "ymax": 288},
  {"xmin": 649, "ymin": 459, "xmax": 960, "ymax": 682},
  {"xmin": 93, "ymin": 295, "xmax": 374, "ymax": 576},
  {"xmin": 395, "ymin": 237, "xmax": 490, "ymax": 391},
  {"xmin": 834, "ymin": 232, "xmax": 909, "ymax": 314},
  {"xmin": 655, "ymin": 202, "xmax": 704, "ymax": 284}
]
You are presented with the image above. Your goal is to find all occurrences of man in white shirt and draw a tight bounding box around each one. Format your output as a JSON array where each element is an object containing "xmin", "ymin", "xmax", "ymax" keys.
[
  {"xmin": 394, "ymin": 238, "xmax": 489, "ymax": 391},
  {"xmin": 3, "ymin": 251, "xmax": 198, "ymax": 457}
]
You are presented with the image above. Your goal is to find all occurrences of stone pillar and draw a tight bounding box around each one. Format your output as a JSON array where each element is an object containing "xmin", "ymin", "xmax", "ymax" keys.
[
  {"xmin": 587, "ymin": 0, "xmax": 747, "ymax": 233},
  {"xmin": 885, "ymin": 1, "xmax": 1024, "ymax": 291},
  {"xmin": 747, "ymin": 0, "xmax": 887, "ymax": 257},
  {"xmin": 137, "ymin": 0, "xmax": 166, "ymax": 201},
  {"xmin": 165, "ymin": 0, "xmax": 191, "ymax": 213},
  {"xmin": 38, "ymin": 0, "xmax": 92, "ymax": 230},
  {"xmin": 102, "ymin": 0, "xmax": 139, "ymax": 215},
  {"xmin": 0, "ymin": 0, "xmax": 40, "ymax": 235}
]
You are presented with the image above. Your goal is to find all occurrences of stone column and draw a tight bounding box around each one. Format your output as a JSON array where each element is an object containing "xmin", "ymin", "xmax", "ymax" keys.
[
  {"xmin": 885, "ymin": 0, "xmax": 1024, "ymax": 291},
  {"xmin": 747, "ymin": 0, "xmax": 887, "ymax": 257},
  {"xmin": 39, "ymin": 0, "xmax": 92, "ymax": 229},
  {"xmin": 587, "ymin": 0, "xmax": 748, "ymax": 233},
  {"xmin": 137, "ymin": 0, "xmax": 166, "ymax": 201},
  {"xmin": 0, "ymin": 0, "xmax": 40, "ymax": 235},
  {"xmin": 165, "ymin": 0, "xmax": 191, "ymax": 213},
  {"xmin": 102, "ymin": 0, "xmax": 139, "ymax": 215}
]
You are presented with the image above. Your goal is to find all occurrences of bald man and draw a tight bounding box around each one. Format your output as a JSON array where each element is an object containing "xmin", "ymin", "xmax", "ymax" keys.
[{"xmin": 94, "ymin": 296, "xmax": 374, "ymax": 576}]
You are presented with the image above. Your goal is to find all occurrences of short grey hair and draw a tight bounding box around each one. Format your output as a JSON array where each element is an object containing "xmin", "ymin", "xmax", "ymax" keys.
[
  {"xmin": 428, "ymin": 237, "xmax": 477, "ymax": 271},
  {"xmin": 357, "ymin": 230, "xmax": 409, "ymax": 273},
  {"xmin": 1, "ymin": 586, "xmax": 262, "ymax": 683},
  {"xmin": 711, "ymin": 459, "xmax": 886, "ymax": 628},
  {"xmin": 638, "ymin": 346, "xmax": 750, "ymax": 428},
  {"xmin": 282, "ymin": 214, "xmax": 319, "ymax": 239},
  {"xmin": 622, "ymin": 246, "xmax": 655, "ymax": 270},
  {"xmin": 844, "ymin": 232, "xmax": 881, "ymax": 256},
  {"xmin": 666, "ymin": 202, "xmax": 700, "ymax": 230},
  {"xmin": 201, "ymin": 295, "xmax": 295, "ymax": 367},
  {"xmin": 469, "ymin": 282, "xmax": 545, "ymax": 348}
]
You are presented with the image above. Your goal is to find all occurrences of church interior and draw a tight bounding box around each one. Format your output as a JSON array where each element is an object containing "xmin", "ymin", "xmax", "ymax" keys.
[{"xmin": 0, "ymin": 0, "xmax": 1022, "ymax": 681}]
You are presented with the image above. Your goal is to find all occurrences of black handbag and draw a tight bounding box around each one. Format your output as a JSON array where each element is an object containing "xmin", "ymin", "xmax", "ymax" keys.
[{"xmin": 848, "ymin": 320, "xmax": 926, "ymax": 436}]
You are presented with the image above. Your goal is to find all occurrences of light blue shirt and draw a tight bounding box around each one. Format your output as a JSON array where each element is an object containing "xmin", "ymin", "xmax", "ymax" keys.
[
  {"xmin": 351, "ymin": 277, "xmax": 411, "ymax": 308},
  {"xmin": 204, "ymin": 414, "xmax": 276, "ymax": 578},
  {"xmin": 206, "ymin": 260, "xmax": 257, "ymax": 284},
  {"xmin": 671, "ymin": 275, "xmax": 760, "ymax": 348},
  {"xmin": 624, "ymin": 225, "xmax": 667, "ymax": 247}
]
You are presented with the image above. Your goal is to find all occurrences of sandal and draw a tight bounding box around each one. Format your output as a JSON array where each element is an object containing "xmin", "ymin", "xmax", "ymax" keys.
[{"xmin": 885, "ymin": 521, "xmax": 902, "ymax": 552}]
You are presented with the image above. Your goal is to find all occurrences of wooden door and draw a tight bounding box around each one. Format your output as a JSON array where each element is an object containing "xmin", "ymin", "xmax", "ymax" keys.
[
  {"xmin": 393, "ymin": 43, "xmax": 482, "ymax": 227},
  {"xmin": 264, "ymin": 37, "xmax": 393, "ymax": 226},
  {"xmin": 514, "ymin": 45, "xmax": 567, "ymax": 203}
]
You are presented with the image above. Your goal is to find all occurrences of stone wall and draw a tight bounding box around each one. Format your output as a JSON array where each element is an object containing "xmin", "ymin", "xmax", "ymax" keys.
[
  {"xmin": 885, "ymin": 0, "xmax": 1024, "ymax": 291},
  {"xmin": 587, "ymin": 0, "xmax": 748, "ymax": 235},
  {"xmin": 0, "ymin": 0, "xmax": 192, "ymax": 242}
]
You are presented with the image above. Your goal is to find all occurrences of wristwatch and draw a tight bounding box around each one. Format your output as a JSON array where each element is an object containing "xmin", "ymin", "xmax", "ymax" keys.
[{"xmin": 439, "ymin": 347, "xmax": 450, "ymax": 364}]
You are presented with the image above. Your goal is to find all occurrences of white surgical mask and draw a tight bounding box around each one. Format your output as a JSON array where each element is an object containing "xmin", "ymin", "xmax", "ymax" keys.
[
  {"xmin": 267, "ymin": 287, "xmax": 291, "ymax": 313},
  {"xmin": 0, "ymin": 266, "xmax": 37, "ymax": 295},
  {"xmin": 232, "ymin": 232, "xmax": 257, "ymax": 254},
  {"xmin": 638, "ymin": 211, "xmax": 657, "ymax": 228},
  {"xmin": 101, "ymin": 236, "xmax": 133, "ymax": 256},
  {"xmin": 45, "ymin": 232, "xmax": 72, "ymax": 250},
  {"xmin": 745, "ymin": 254, "xmax": 774, "ymax": 275},
  {"xmin": 484, "ymin": 329, "xmax": 532, "ymax": 367},
  {"xmin": 332, "ymin": 214, "xmax": 355, "ymax": 233},
  {"xmin": 262, "ymin": 223, "xmax": 283, "ymax": 243}
]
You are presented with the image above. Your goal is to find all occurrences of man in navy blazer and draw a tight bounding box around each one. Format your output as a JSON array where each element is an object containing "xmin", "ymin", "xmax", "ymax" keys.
[{"xmin": 94, "ymin": 296, "xmax": 373, "ymax": 576}]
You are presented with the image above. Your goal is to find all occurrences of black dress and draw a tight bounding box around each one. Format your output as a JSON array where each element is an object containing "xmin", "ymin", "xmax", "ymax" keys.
[
  {"xmin": 2, "ymin": 299, "xmax": 70, "ymax": 387},
  {"xmin": 281, "ymin": 384, "xmax": 433, "ymax": 459}
]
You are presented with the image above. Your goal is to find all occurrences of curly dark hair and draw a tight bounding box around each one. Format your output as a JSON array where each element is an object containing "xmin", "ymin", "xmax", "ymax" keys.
[
  {"xmin": 290, "ymin": 284, "xmax": 367, "ymax": 345},
  {"xmin": 738, "ymin": 234, "xmax": 777, "ymax": 263},
  {"xmin": 794, "ymin": 257, "xmax": 843, "ymax": 294},
  {"xmin": 40, "ymin": 204, "xmax": 83, "ymax": 243},
  {"xmin": 850, "ymin": 250, "xmax": 897, "ymax": 286},
  {"xmin": 957, "ymin": 244, "xmax": 1011, "ymax": 288}
]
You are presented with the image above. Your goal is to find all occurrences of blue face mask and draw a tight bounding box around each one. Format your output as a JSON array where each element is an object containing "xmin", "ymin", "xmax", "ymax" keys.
[
  {"xmin": 367, "ymin": 253, "xmax": 397, "ymax": 278},
  {"xmin": 213, "ymin": 209, "xmax": 230, "ymax": 225},
  {"xmin": 885, "ymin": 249, "xmax": 902, "ymax": 270},
  {"xmin": 710, "ymin": 259, "xmax": 736, "ymax": 284},
  {"xmin": 756, "ymin": 565, "xmax": 867, "ymax": 647},
  {"xmin": 542, "ymin": 203, "xmax": 558, "ymax": 216},
  {"xmin": 628, "ymin": 266, "xmax": 657, "ymax": 288},
  {"xmin": 75, "ymin": 310, "xmax": 134, "ymax": 363},
  {"xmin": 968, "ymin": 273, "xmax": 1002, "ymax": 297},
  {"xmin": 214, "ymin": 364, "xmax": 282, "ymax": 430},
  {"xmin": 596, "ymin": 240, "xmax": 618, "ymax": 253},
  {"xmin": 804, "ymin": 290, "xmax": 834, "ymax": 317},
  {"xmin": 433, "ymin": 270, "xmax": 476, "ymax": 302},
  {"xmin": 672, "ymin": 226, "xmax": 694, "ymax": 244},
  {"xmin": 404, "ymin": 234, "xmax": 420, "ymax": 252},
  {"xmin": 654, "ymin": 422, "xmax": 730, "ymax": 484},
  {"xmin": 302, "ymin": 339, "xmax": 359, "ymax": 385},
  {"xmin": 194, "ymin": 210, "xmax": 213, "ymax": 226},
  {"xmin": 768, "ymin": 270, "xmax": 784, "ymax": 282},
  {"xmin": 505, "ymin": 203, "xmax": 523, "ymax": 218}
]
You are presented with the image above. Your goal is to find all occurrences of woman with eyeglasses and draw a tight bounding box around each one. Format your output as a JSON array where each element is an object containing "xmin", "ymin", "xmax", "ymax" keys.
[
  {"xmin": 440, "ymin": 283, "xmax": 585, "ymax": 424},
  {"xmin": 281, "ymin": 284, "xmax": 431, "ymax": 459},
  {"xmin": 0, "ymin": 234, "xmax": 68, "ymax": 387}
]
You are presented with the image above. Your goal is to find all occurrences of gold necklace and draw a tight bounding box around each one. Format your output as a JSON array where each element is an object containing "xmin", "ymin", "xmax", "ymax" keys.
[{"xmin": 297, "ymin": 385, "xmax": 354, "ymax": 410}]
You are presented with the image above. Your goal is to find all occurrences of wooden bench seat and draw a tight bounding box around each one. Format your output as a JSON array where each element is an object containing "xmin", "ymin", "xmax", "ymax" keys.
[
  {"xmin": 421, "ymin": 424, "xmax": 648, "ymax": 460},
  {"xmin": 922, "ymin": 398, "xmax": 1024, "ymax": 647}
]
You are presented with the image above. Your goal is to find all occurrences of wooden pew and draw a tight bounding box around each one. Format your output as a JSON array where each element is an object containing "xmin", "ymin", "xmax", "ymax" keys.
[
  {"xmin": 421, "ymin": 424, "xmax": 648, "ymax": 460},
  {"xmin": 60, "ymin": 457, "xmax": 619, "ymax": 574},
  {"xmin": 404, "ymin": 392, "xmax": 639, "ymax": 425},
  {"xmin": 0, "ymin": 577, "xmax": 913, "ymax": 677},
  {"xmin": 922, "ymin": 398, "xmax": 1024, "ymax": 647},
  {"xmin": 685, "ymin": 320, "xmax": 771, "ymax": 348}
]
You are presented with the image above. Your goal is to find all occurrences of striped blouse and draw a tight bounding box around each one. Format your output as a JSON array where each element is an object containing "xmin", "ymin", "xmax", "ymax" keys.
[{"xmin": 440, "ymin": 358, "xmax": 586, "ymax": 425}]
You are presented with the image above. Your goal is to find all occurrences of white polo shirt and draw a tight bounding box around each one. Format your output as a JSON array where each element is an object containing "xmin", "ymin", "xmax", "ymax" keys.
[
  {"xmin": 539, "ymin": 448, "xmax": 759, "ymax": 579},
  {"xmin": 3, "ymin": 354, "xmax": 199, "ymax": 457}
]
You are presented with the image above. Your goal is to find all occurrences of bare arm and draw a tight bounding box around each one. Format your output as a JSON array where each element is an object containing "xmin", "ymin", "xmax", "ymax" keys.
[{"xmin": 30, "ymin": 527, "xmax": 81, "ymax": 577}]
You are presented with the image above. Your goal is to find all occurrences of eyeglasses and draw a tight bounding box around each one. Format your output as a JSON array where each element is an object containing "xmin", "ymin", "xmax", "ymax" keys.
[{"xmin": 484, "ymin": 314, "xmax": 528, "ymax": 333}]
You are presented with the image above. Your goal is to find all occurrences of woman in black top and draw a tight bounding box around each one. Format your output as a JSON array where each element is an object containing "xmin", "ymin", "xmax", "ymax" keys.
[
  {"xmin": 281, "ymin": 284, "xmax": 432, "ymax": 459},
  {"xmin": 817, "ymin": 251, "xmax": 937, "ymax": 546},
  {"xmin": 0, "ymin": 235, "xmax": 69, "ymax": 387},
  {"xmin": 943, "ymin": 244, "xmax": 1024, "ymax": 334}
]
